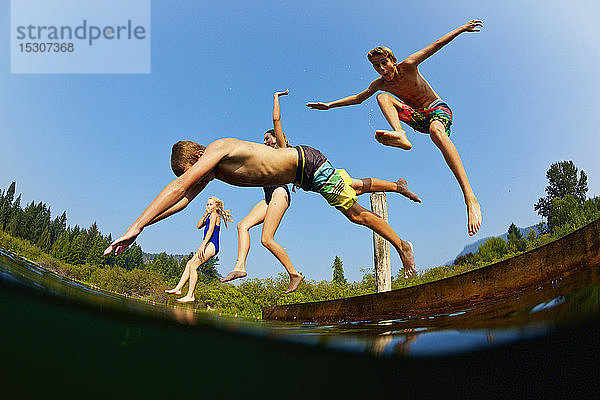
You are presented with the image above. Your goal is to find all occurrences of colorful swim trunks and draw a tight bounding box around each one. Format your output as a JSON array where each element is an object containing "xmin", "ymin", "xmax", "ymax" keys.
[
  {"xmin": 397, "ymin": 98, "xmax": 453, "ymax": 137},
  {"xmin": 294, "ymin": 145, "xmax": 358, "ymax": 212}
]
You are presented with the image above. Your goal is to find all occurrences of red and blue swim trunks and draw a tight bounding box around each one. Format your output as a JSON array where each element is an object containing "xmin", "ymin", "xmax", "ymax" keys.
[{"xmin": 397, "ymin": 98, "xmax": 453, "ymax": 137}]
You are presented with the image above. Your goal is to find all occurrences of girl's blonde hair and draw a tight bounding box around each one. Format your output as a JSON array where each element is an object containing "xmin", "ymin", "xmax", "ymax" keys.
[{"xmin": 208, "ymin": 196, "xmax": 233, "ymax": 228}]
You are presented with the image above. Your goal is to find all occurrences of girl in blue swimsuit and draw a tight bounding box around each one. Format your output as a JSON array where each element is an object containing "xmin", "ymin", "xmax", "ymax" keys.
[
  {"xmin": 166, "ymin": 196, "xmax": 232, "ymax": 303},
  {"xmin": 220, "ymin": 90, "xmax": 304, "ymax": 294}
]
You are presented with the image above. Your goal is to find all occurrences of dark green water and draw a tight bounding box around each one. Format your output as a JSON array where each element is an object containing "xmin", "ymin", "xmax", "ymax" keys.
[{"xmin": 2, "ymin": 246, "xmax": 600, "ymax": 398}]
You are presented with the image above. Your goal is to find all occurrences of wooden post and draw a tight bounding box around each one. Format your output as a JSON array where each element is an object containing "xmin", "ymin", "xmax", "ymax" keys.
[{"xmin": 370, "ymin": 193, "xmax": 391, "ymax": 293}]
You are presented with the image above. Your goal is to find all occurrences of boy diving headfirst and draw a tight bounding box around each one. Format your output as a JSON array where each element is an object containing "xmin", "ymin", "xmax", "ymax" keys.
[
  {"xmin": 307, "ymin": 19, "xmax": 483, "ymax": 236},
  {"xmin": 103, "ymin": 95, "xmax": 422, "ymax": 279}
]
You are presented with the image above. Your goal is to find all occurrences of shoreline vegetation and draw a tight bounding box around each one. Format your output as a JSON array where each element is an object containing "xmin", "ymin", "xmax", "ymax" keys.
[{"xmin": 1, "ymin": 160, "xmax": 598, "ymax": 318}]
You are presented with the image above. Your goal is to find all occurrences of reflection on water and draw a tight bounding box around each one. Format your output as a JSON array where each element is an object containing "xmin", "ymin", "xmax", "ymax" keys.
[{"xmin": 2, "ymin": 247, "xmax": 600, "ymax": 358}]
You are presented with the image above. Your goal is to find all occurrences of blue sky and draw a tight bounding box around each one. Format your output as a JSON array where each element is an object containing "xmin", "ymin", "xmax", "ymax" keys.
[{"xmin": 1, "ymin": 0, "xmax": 599, "ymax": 283}]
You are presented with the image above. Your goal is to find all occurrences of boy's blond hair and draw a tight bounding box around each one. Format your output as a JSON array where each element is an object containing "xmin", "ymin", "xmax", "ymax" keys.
[
  {"xmin": 171, "ymin": 141, "xmax": 206, "ymax": 177},
  {"xmin": 367, "ymin": 46, "xmax": 397, "ymax": 64},
  {"xmin": 208, "ymin": 196, "xmax": 233, "ymax": 228}
]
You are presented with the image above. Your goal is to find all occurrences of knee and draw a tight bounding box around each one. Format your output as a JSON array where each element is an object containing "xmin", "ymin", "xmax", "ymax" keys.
[
  {"xmin": 237, "ymin": 221, "xmax": 249, "ymax": 233},
  {"xmin": 347, "ymin": 210, "xmax": 368, "ymax": 225},
  {"xmin": 429, "ymin": 125, "xmax": 446, "ymax": 144},
  {"xmin": 376, "ymin": 92, "xmax": 392, "ymax": 106},
  {"xmin": 261, "ymin": 235, "xmax": 275, "ymax": 250}
]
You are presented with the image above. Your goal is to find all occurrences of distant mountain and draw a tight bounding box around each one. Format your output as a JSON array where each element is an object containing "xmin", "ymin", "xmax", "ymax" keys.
[{"xmin": 447, "ymin": 224, "xmax": 542, "ymax": 265}]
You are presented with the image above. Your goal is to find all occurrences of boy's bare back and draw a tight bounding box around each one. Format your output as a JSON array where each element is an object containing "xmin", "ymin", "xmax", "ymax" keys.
[{"xmin": 201, "ymin": 138, "xmax": 298, "ymax": 187}]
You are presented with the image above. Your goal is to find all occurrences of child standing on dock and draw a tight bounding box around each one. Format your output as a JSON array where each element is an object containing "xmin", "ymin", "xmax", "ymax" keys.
[{"xmin": 307, "ymin": 19, "xmax": 483, "ymax": 236}]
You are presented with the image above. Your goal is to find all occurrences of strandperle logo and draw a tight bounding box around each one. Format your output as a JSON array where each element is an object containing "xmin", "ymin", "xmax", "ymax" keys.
[
  {"xmin": 11, "ymin": 0, "xmax": 150, "ymax": 74},
  {"xmin": 15, "ymin": 20, "xmax": 147, "ymax": 46}
]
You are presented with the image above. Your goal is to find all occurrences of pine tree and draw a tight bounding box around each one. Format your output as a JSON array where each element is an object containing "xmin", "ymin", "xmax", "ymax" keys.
[
  {"xmin": 37, "ymin": 226, "xmax": 52, "ymax": 253},
  {"xmin": 7, "ymin": 195, "xmax": 22, "ymax": 236},
  {"xmin": 6, "ymin": 210, "xmax": 22, "ymax": 237},
  {"xmin": 332, "ymin": 256, "xmax": 347, "ymax": 285},
  {"xmin": 51, "ymin": 231, "xmax": 71, "ymax": 261},
  {"xmin": 68, "ymin": 231, "xmax": 87, "ymax": 265},
  {"xmin": 0, "ymin": 182, "xmax": 16, "ymax": 228},
  {"xmin": 49, "ymin": 211, "xmax": 67, "ymax": 246},
  {"xmin": 507, "ymin": 223, "xmax": 527, "ymax": 252},
  {"xmin": 199, "ymin": 256, "xmax": 220, "ymax": 283}
]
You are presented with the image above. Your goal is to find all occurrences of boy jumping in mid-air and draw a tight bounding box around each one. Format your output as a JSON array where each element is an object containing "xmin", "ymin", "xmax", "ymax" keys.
[
  {"xmin": 103, "ymin": 94, "xmax": 422, "ymax": 279},
  {"xmin": 307, "ymin": 19, "xmax": 483, "ymax": 236}
]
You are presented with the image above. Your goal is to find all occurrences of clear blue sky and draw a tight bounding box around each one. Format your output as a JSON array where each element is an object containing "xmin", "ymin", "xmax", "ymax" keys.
[{"xmin": 1, "ymin": 0, "xmax": 599, "ymax": 282}]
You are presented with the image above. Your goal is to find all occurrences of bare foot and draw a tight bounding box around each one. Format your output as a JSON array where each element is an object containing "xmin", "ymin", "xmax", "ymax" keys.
[
  {"xmin": 220, "ymin": 270, "xmax": 247, "ymax": 283},
  {"xmin": 375, "ymin": 130, "xmax": 412, "ymax": 150},
  {"xmin": 177, "ymin": 296, "xmax": 195, "ymax": 303},
  {"xmin": 466, "ymin": 199, "xmax": 482, "ymax": 236},
  {"xmin": 400, "ymin": 240, "xmax": 416, "ymax": 279},
  {"xmin": 165, "ymin": 288, "xmax": 181, "ymax": 295},
  {"xmin": 395, "ymin": 179, "xmax": 421, "ymax": 203},
  {"xmin": 285, "ymin": 274, "xmax": 304, "ymax": 294}
]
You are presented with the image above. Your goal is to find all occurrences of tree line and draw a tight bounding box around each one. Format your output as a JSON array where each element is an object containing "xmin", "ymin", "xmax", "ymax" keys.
[
  {"xmin": 453, "ymin": 161, "xmax": 600, "ymax": 268},
  {"xmin": 0, "ymin": 181, "xmax": 220, "ymax": 284}
]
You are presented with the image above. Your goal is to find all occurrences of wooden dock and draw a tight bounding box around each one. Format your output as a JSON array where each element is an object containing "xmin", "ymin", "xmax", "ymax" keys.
[{"xmin": 263, "ymin": 218, "xmax": 600, "ymax": 322}]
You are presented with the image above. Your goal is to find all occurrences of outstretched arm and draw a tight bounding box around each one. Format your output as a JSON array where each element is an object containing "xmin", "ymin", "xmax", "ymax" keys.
[
  {"xmin": 273, "ymin": 89, "xmax": 289, "ymax": 147},
  {"xmin": 103, "ymin": 141, "xmax": 226, "ymax": 255},
  {"xmin": 146, "ymin": 178, "xmax": 209, "ymax": 227},
  {"xmin": 306, "ymin": 79, "xmax": 381, "ymax": 110},
  {"xmin": 404, "ymin": 19, "xmax": 483, "ymax": 66}
]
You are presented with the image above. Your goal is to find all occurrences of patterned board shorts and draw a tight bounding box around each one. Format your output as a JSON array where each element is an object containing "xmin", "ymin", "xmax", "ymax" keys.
[
  {"xmin": 397, "ymin": 98, "xmax": 453, "ymax": 137},
  {"xmin": 294, "ymin": 145, "xmax": 358, "ymax": 212}
]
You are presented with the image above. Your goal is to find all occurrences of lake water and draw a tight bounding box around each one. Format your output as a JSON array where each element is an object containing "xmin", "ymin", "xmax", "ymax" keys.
[{"xmin": 2, "ymin": 246, "xmax": 600, "ymax": 358}]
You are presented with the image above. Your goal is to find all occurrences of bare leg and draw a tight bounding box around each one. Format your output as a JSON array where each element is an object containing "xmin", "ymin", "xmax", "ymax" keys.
[
  {"xmin": 165, "ymin": 260, "xmax": 193, "ymax": 294},
  {"xmin": 260, "ymin": 188, "xmax": 303, "ymax": 294},
  {"xmin": 342, "ymin": 202, "xmax": 416, "ymax": 278},
  {"xmin": 429, "ymin": 121, "xmax": 482, "ymax": 236},
  {"xmin": 374, "ymin": 93, "xmax": 413, "ymax": 150},
  {"xmin": 351, "ymin": 177, "xmax": 421, "ymax": 203},
  {"xmin": 178, "ymin": 244, "xmax": 216, "ymax": 303},
  {"xmin": 220, "ymin": 201, "xmax": 267, "ymax": 283}
]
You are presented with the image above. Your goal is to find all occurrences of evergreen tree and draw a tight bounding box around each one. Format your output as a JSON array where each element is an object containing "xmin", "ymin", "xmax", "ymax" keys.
[
  {"xmin": 20, "ymin": 201, "xmax": 38, "ymax": 242},
  {"xmin": 37, "ymin": 226, "xmax": 52, "ymax": 253},
  {"xmin": 103, "ymin": 234, "xmax": 116, "ymax": 267},
  {"xmin": 199, "ymin": 256, "xmax": 220, "ymax": 283},
  {"xmin": 68, "ymin": 231, "xmax": 87, "ymax": 265},
  {"xmin": 49, "ymin": 211, "xmax": 68, "ymax": 246},
  {"xmin": 6, "ymin": 209, "xmax": 23, "ymax": 237},
  {"xmin": 507, "ymin": 223, "xmax": 527, "ymax": 252},
  {"xmin": 534, "ymin": 161, "xmax": 588, "ymax": 220},
  {"xmin": 0, "ymin": 181, "xmax": 16, "ymax": 228},
  {"xmin": 51, "ymin": 231, "xmax": 71, "ymax": 260},
  {"xmin": 332, "ymin": 256, "xmax": 347, "ymax": 285},
  {"xmin": 129, "ymin": 243, "xmax": 144, "ymax": 269}
]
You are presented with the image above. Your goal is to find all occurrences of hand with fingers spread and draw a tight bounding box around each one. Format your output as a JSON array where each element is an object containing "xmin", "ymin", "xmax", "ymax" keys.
[
  {"xmin": 103, "ymin": 225, "xmax": 142, "ymax": 255},
  {"xmin": 462, "ymin": 19, "xmax": 483, "ymax": 32}
]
